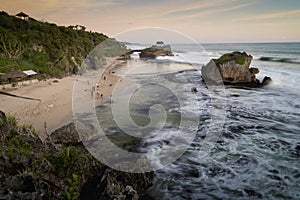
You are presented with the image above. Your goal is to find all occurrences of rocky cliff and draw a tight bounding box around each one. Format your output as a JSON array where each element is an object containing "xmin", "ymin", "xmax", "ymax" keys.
[
  {"xmin": 0, "ymin": 111, "xmax": 153, "ymax": 199},
  {"xmin": 201, "ymin": 51, "xmax": 271, "ymax": 87}
]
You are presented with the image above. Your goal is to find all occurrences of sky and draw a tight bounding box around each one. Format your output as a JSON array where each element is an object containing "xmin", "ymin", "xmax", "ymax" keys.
[{"xmin": 1, "ymin": 0, "xmax": 300, "ymax": 43}]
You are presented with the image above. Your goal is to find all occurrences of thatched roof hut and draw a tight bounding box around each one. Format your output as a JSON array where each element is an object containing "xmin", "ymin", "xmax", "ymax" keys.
[
  {"xmin": 16, "ymin": 12, "xmax": 29, "ymax": 20},
  {"xmin": 2, "ymin": 71, "xmax": 27, "ymax": 79}
]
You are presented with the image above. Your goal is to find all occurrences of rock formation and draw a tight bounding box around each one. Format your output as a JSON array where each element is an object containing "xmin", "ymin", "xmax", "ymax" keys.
[
  {"xmin": 262, "ymin": 76, "xmax": 272, "ymax": 86},
  {"xmin": 139, "ymin": 43, "xmax": 174, "ymax": 59},
  {"xmin": 0, "ymin": 112, "xmax": 153, "ymax": 200},
  {"xmin": 201, "ymin": 51, "xmax": 272, "ymax": 87}
]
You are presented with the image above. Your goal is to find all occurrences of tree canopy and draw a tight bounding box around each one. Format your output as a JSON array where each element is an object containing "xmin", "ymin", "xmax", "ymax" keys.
[{"xmin": 0, "ymin": 11, "xmax": 125, "ymax": 78}]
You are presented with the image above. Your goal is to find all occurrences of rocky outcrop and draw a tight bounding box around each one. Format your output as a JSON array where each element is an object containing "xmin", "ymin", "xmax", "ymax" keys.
[
  {"xmin": 262, "ymin": 76, "xmax": 272, "ymax": 86},
  {"xmin": 0, "ymin": 113, "xmax": 153, "ymax": 200},
  {"xmin": 201, "ymin": 51, "xmax": 272, "ymax": 87},
  {"xmin": 191, "ymin": 87, "xmax": 198, "ymax": 93},
  {"xmin": 139, "ymin": 44, "xmax": 174, "ymax": 59}
]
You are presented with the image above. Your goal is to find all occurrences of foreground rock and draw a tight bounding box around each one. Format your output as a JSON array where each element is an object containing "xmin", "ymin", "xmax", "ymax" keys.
[
  {"xmin": 0, "ymin": 112, "xmax": 153, "ymax": 199},
  {"xmin": 139, "ymin": 41, "xmax": 174, "ymax": 59},
  {"xmin": 201, "ymin": 51, "xmax": 272, "ymax": 87}
]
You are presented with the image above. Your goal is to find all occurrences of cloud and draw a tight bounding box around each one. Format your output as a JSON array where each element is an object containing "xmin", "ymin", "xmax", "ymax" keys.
[
  {"xmin": 161, "ymin": 1, "xmax": 254, "ymax": 24},
  {"xmin": 163, "ymin": 0, "xmax": 249, "ymax": 17},
  {"xmin": 235, "ymin": 9, "xmax": 300, "ymax": 22},
  {"xmin": 1, "ymin": 0, "xmax": 119, "ymax": 18}
]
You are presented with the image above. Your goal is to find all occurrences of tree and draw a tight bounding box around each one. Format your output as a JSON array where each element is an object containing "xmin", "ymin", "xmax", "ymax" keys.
[{"xmin": 0, "ymin": 31, "xmax": 24, "ymax": 59}]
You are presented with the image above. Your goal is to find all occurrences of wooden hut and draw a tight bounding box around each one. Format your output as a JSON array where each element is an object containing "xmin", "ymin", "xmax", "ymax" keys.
[
  {"xmin": 16, "ymin": 12, "xmax": 29, "ymax": 20},
  {"xmin": 2, "ymin": 71, "xmax": 27, "ymax": 83}
]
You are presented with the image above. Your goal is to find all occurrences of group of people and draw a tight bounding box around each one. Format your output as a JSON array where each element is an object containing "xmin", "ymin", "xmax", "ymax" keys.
[{"xmin": 91, "ymin": 75, "xmax": 113, "ymax": 104}]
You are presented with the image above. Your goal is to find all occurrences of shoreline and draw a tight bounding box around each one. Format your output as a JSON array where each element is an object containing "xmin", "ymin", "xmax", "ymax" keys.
[{"xmin": 0, "ymin": 57, "xmax": 124, "ymax": 139}]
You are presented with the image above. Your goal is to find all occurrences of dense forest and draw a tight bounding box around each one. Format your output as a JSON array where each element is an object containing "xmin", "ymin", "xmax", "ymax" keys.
[{"xmin": 0, "ymin": 11, "xmax": 126, "ymax": 78}]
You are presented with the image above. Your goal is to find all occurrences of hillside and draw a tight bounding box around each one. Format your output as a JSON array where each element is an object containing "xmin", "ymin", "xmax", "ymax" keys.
[
  {"xmin": 0, "ymin": 11, "xmax": 125, "ymax": 78},
  {"xmin": 0, "ymin": 110, "xmax": 153, "ymax": 199}
]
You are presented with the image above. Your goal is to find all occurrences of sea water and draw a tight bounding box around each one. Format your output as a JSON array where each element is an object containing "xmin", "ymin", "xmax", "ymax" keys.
[{"xmin": 97, "ymin": 43, "xmax": 300, "ymax": 199}]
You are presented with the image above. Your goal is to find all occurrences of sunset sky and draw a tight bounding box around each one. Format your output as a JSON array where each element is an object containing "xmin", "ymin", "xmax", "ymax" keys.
[{"xmin": 2, "ymin": 0, "xmax": 300, "ymax": 43}]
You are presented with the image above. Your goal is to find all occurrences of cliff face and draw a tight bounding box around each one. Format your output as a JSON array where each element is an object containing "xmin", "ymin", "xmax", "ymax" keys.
[{"xmin": 202, "ymin": 51, "xmax": 271, "ymax": 87}]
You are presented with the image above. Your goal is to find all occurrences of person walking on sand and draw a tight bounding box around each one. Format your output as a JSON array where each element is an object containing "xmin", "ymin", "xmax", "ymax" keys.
[
  {"xmin": 91, "ymin": 86, "xmax": 95, "ymax": 96},
  {"xmin": 100, "ymin": 94, "xmax": 103, "ymax": 104}
]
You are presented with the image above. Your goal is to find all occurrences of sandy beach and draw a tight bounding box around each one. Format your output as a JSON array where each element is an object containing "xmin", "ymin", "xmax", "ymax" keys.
[{"xmin": 0, "ymin": 57, "xmax": 124, "ymax": 138}]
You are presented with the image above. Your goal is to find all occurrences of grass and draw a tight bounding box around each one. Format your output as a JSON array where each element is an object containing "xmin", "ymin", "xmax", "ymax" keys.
[
  {"xmin": 7, "ymin": 114, "xmax": 17, "ymax": 127},
  {"xmin": 213, "ymin": 52, "xmax": 247, "ymax": 65},
  {"xmin": 235, "ymin": 56, "xmax": 246, "ymax": 65},
  {"xmin": 47, "ymin": 146, "xmax": 84, "ymax": 176},
  {"xmin": 7, "ymin": 135, "xmax": 32, "ymax": 157},
  {"xmin": 62, "ymin": 173, "xmax": 80, "ymax": 200}
]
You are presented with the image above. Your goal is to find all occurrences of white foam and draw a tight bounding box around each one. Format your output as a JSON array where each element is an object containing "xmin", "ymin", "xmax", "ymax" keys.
[{"xmin": 157, "ymin": 51, "xmax": 220, "ymax": 65}]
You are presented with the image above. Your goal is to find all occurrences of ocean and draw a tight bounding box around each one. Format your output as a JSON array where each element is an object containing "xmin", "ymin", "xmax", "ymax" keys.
[{"xmin": 92, "ymin": 42, "xmax": 300, "ymax": 199}]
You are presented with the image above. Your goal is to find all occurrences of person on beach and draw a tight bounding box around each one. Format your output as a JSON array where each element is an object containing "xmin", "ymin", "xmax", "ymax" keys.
[
  {"xmin": 91, "ymin": 86, "xmax": 95, "ymax": 96},
  {"xmin": 100, "ymin": 94, "xmax": 103, "ymax": 104}
]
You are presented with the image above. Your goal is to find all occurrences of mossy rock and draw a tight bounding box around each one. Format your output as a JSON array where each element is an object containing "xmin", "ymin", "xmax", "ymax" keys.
[{"xmin": 213, "ymin": 51, "xmax": 248, "ymax": 65}]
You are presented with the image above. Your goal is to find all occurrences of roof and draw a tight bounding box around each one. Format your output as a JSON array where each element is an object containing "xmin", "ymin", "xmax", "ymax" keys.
[
  {"xmin": 16, "ymin": 12, "xmax": 29, "ymax": 17},
  {"xmin": 2, "ymin": 71, "xmax": 27, "ymax": 79},
  {"xmin": 23, "ymin": 70, "xmax": 37, "ymax": 76}
]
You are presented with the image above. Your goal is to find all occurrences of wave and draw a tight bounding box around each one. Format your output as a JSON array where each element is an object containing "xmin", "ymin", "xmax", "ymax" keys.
[
  {"xmin": 258, "ymin": 56, "xmax": 300, "ymax": 64},
  {"xmin": 156, "ymin": 51, "xmax": 219, "ymax": 65}
]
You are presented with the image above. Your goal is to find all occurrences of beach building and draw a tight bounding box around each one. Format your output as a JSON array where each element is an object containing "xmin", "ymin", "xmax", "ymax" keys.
[
  {"xmin": 155, "ymin": 41, "xmax": 165, "ymax": 47},
  {"xmin": 1, "ymin": 71, "xmax": 27, "ymax": 83},
  {"xmin": 15, "ymin": 12, "xmax": 29, "ymax": 20},
  {"xmin": 23, "ymin": 70, "xmax": 38, "ymax": 79},
  {"xmin": 0, "ymin": 70, "xmax": 38, "ymax": 89}
]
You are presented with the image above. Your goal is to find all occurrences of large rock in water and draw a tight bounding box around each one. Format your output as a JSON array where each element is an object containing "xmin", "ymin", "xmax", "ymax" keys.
[
  {"xmin": 201, "ymin": 51, "xmax": 271, "ymax": 87},
  {"xmin": 139, "ymin": 44, "xmax": 174, "ymax": 59}
]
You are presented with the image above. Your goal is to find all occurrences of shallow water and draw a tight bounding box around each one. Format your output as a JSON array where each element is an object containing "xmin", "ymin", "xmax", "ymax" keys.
[{"xmin": 95, "ymin": 43, "xmax": 300, "ymax": 199}]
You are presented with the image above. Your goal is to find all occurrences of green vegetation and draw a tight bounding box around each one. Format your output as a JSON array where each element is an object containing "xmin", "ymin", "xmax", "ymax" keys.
[
  {"xmin": 62, "ymin": 174, "xmax": 80, "ymax": 200},
  {"xmin": 7, "ymin": 135, "xmax": 32, "ymax": 157},
  {"xmin": 0, "ymin": 11, "xmax": 126, "ymax": 78},
  {"xmin": 7, "ymin": 113, "xmax": 17, "ymax": 127},
  {"xmin": 213, "ymin": 52, "xmax": 247, "ymax": 65},
  {"xmin": 235, "ymin": 56, "xmax": 246, "ymax": 65},
  {"xmin": 0, "ymin": 112, "xmax": 95, "ymax": 198},
  {"xmin": 47, "ymin": 146, "xmax": 85, "ymax": 176}
]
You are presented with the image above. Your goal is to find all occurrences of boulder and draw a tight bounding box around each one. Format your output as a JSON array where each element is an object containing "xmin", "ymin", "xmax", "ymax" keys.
[
  {"xmin": 50, "ymin": 122, "xmax": 81, "ymax": 146},
  {"xmin": 249, "ymin": 67, "xmax": 259, "ymax": 74},
  {"xmin": 0, "ymin": 110, "xmax": 9, "ymax": 137},
  {"xmin": 201, "ymin": 51, "xmax": 271, "ymax": 87},
  {"xmin": 191, "ymin": 87, "xmax": 198, "ymax": 93},
  {"xmin": 262, "ymin": 76, "xmax": 272, "ymax": 86}
]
